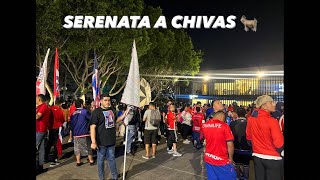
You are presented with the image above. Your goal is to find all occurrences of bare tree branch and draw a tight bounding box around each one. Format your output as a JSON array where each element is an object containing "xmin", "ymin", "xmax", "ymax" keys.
[{"xmin": 109, "ymin": 81, "xmax": 126, "ymax": 96}]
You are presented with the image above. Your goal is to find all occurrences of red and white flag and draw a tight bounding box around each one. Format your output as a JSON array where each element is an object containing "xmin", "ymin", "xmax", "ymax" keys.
[
  {"xmin": 54, "ymin": 48, "xmax": 60, "ymax": 103},
  {"xmin": 36, "ymin": 48, "xmax": 50, "ymax": 95},
  {"xmin": 92, "ymin": 51, "xmax": 100, "ymax": 108}
]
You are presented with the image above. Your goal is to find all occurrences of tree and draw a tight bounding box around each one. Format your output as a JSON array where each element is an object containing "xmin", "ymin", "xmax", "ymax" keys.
[
  {"xmin": 36, "ymin": 0, "xmax": 151, "ymax": 99},
  {"xmin": 36, "ymin": 1, "xmax": 203, "ymax": 102}
]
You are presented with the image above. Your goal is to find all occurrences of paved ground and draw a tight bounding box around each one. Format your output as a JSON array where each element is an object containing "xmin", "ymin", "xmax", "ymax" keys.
[{"xmin": 37, "ymin": 135, "xmax": 255, "ymax": 180}]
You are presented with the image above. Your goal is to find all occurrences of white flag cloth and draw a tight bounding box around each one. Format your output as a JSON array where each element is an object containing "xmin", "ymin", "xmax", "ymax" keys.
[
  {"xmin": 121, "ymin": 40, "xmax": 140, "ymax": 107},
  {"xmin": 36, "ymin": 48, "xmax": 50, "ymax": 95},
  {"xmin": 121, "ymin": 40, "xmax": 140, "ymax": 180}
]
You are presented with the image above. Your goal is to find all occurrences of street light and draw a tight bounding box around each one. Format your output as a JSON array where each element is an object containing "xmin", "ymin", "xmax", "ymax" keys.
[{"xmin": 203, "ymin": 75, "xmax": 210, "ymax": 81}]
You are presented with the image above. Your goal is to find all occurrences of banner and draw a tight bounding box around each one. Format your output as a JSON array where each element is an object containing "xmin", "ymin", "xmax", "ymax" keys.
[
  {"xmin": 54, "ymin": 48, "xmax": 60, "ymax": 103},
  {"xmin": 36, "ymin": 48, "xmax": 50, "ymax": 96}
]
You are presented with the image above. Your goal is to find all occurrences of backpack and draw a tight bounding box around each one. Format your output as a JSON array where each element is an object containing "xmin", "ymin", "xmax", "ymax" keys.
[{"xmin": 149, "ymin": 109, "xmax": 161, "ymax": 126}]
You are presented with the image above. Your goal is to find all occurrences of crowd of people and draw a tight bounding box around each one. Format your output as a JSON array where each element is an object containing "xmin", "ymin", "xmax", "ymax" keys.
[{"xmin": 36, "ymin": 93, "xmax": 284, "ymax": 180}]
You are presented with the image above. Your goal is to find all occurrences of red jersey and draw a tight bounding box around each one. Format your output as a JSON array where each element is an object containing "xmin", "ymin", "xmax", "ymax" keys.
[
  {"xmin": 192, "ymin": 112, "xmax": 204, "ymax": 132},
  {"xmin": 167, "ymin": 111, "xmax": 176, "ymax": 130},
  {"xmin": 36, "ymin": 103, "xmax": 51, "ymax": 133},
  {"xmin": 246, "ymin": 109, "xmax": 284, "ymax": 158},
  {"xmin": 49, "ymin": 105, "xmax": 65, "ymax": 129},
  {"xmin": 202, "ymin": 119, "xmax": 234, "ymax": 166},
  {"xmin": 69, "ymin": 104, "xmax": 77, "ymax": 121}
]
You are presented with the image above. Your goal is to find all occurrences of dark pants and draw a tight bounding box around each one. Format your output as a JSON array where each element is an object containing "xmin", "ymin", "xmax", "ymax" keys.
[
  {"xmin": 181, "ymin": 124, "xmax": 192, "ymax": 140},
  {"xmin": 45, "ymin": 129, "xmax": 59, "ymax": 162},
  {"xmin": 193, "ymin": 131, "xmax": 202, "ymax": 149},
  {"xmin": 234, "ymin": 150, "xmax": 252, "ymax": 180},
  {"xmin": 167, "ymin": 130, "xmax": 177, "ymax": 150},
  {"xmin": 36, "ymin": 132, "xmax": 47, "ymax": 168},
  {"xmin": 253, "ymin": 156, "xmax": 284, "ymax": 180},
  {"xmin": 159, "ymin": 120, "xmax": 166, "ymax": 135},
  {"xmin": 177, "ymin": 122, "xmax": 182, "ymax": 133}
]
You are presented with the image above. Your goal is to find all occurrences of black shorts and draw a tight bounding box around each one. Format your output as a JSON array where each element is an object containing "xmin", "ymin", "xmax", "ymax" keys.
[
  {"xmin": 144, "ymin": 129, "xmax": 158, "ymax": 145},
  {"xmin": 168, "ymin": 130, "xmax": 177, "ymax": 143}
]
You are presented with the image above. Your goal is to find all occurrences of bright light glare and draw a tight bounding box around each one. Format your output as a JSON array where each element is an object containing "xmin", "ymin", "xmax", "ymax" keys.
[
  {"xmin": 257, "ymin": 72, "xmax": 264, "ymax": 77},
  {"xmin": 203, "ymin": 75, "xmax": 210, "ymax": 81}
]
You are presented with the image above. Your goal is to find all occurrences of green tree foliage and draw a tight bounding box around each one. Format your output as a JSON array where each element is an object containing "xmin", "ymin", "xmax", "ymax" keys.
[{"xmin": 36, "ymin": 0, "xmax": 202, "ymax": 98}]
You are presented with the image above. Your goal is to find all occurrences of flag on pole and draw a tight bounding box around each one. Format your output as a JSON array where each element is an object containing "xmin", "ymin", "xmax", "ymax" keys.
[
  {"xmin": 121, "ymin": 39, "xmax": 140, "ymax": 180},
  {"xmin": 36, "ymin": 48, "xmax": 50, "ymax": 96},
  {"xmin": 121, "ymin": 39, "xmax": 140, "ymax": 107},
  {"xmin": 53, "ymin": 48, "xmax": 60, "ymax": 103},
  {"xmin": 92, "ymin": 51, "xmax": 100, "ymax": 108}
]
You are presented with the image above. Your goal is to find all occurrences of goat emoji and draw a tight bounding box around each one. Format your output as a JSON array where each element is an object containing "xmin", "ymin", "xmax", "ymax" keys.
[{"xmin": 240, "ymin": 15, "xmax": 258, "ymax": 32}]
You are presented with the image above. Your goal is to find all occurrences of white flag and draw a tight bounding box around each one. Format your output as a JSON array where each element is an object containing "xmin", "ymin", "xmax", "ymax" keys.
[
  {"xmin": 121, "ymin": 40, "xmax": 140, "ymax": 107},
  {"xmin": 36, "ymin": 48, "xmax": 50, "ymax": 95}
]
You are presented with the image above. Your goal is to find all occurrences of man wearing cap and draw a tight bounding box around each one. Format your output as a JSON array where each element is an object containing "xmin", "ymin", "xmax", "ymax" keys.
[{"xmin": 246, "ymin": 95, "xmax": 284, "ymax": 180}]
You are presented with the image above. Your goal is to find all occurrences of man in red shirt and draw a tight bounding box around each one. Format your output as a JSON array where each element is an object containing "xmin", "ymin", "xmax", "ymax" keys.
[
  {"xmin": 165, "ymin": 104, "xmax": 182, "ymax": 157},
  {"xmin": 36, "ymin": 94, "xmax": 51, "ymax": 173},
  {"xmin": 45, "ymin": 99, "xmax": 65, "ymax": 167},
  {"xmin": 192, "ymin": 107, "xmax": 204, "ymax": 149},
  {"xmin": 202, "ymin": 111, "xmax": 236, "ymax": 180},
  {"xmin": 246, "ymin": 95, "xmax": 284, "ymax": 180}
]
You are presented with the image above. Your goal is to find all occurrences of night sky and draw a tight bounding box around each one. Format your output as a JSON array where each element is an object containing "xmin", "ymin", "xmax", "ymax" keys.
[{"xmin": 145, "ymin": 0, "xmax": 284, "ymax": 71}]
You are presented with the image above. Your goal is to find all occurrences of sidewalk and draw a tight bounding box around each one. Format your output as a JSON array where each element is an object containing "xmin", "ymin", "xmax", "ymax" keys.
[{"xmin": 37, "ymin": 136, "xmax": 254, "ymax": 180}]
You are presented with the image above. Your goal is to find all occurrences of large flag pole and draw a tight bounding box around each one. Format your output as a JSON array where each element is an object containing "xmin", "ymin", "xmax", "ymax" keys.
[
  {"xmin": 36, "ymin": 48, "xmax": 50, "ymax": 96},
  {"xmin": 53, "ymin": 48, "xmax": 60, "ymax": 104},
  {"xmin": 120, "ymin": 39, "xmax": 140, "ymax": 180}
]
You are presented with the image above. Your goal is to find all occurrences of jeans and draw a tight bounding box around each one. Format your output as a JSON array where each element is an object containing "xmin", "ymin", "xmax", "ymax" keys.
[
  {"xmin": 36, "ymin": 132, "xmax": 47, "ymax": 167},
  {"xmin": 193, "ymin": 131, "xmax": 202, "ymax": 148},
  {"xmin": 126, "ymin": 125, "xmax": 136, "ymax": 153},
  {"xmin": 97, "ymin": 145, "xmax": 118, "ymax": 180}
]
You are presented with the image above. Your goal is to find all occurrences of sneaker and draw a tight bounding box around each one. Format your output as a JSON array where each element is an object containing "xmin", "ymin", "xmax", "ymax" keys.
[
  {"xmin": 142, "ymin": 155, "xmax": 150, "ymax": 159},
  {"xmin": 173, "ymin": 152, "xmax": 182, "ymax": 157},
  {"xmin": 167, "ymin": 149, "xmax": 174, "ymax": 154},
  {"xmin": 183, "ymin": 140, "xmax": 190, "ymax": 144},
  {"xmin": 49, "ymin": 161, "xmax": 60, "ymax": 167},
  {"xmin": 151, "ymin": 155, "xmax": 156, "ymax": 159},
  {"xmin": 186, "ymin": 139, "xmax": 191, "ymax": 143},
  {"xmin": 67, "ymin": 139, "xmax": 72, "ymax": 143},
  {"xmin": 127, "ymin": 151, "xmax": 135, "ymax": 156}
]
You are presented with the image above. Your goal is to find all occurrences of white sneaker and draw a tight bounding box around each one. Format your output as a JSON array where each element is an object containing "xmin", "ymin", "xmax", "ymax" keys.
[
  {"xmin": 173, "ymin": 152, "xmax": 182, "ymax": 157},
  {"xmin": 49, "ymin": 160, "xmax": 60, "ymax": 167},
  {"xmin": 186, "ymin": 139, "xmax": 191, "ymax": 143},
  {"xmin": 167, "ymin": 149, "xmax": 174, "ymax": 154},
  {"xmin": 183, "ymin": 140, "xmax": 190, "ymax": 144}
]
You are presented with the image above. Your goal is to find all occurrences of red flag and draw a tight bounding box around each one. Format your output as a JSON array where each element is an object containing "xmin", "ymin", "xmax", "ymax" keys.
[
  {"xmin": 56, "ymin": 138, "xmax": 62, "ymax": 157},
  {"xmin": 54, "ymin": 48, "xmax": 60, "ymax": 103}
]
